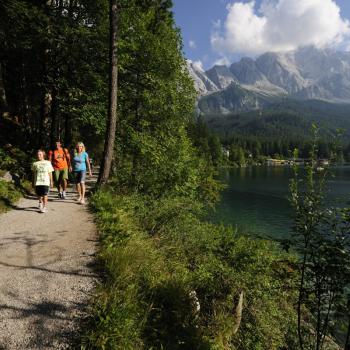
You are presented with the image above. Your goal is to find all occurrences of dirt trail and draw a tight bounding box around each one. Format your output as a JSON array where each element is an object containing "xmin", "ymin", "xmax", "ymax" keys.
[{"xmin": 0, "ymin": 174, "xmax": 98, "ymax": 349}]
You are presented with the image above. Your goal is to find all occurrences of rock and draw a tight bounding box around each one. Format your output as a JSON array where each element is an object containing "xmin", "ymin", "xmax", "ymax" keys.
[
  {"xmin": 0, "ymin": 171, "xmax": 20, "ymax": 186},
  {"xmin": 1, "ymin": 171, "xmax": 13, "ymax": 182}
]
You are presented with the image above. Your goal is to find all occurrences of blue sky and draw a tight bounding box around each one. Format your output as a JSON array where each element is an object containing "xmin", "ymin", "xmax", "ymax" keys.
[{"xmin": 173, "ymin": 0, "xmax": 350, "ymax": 69}]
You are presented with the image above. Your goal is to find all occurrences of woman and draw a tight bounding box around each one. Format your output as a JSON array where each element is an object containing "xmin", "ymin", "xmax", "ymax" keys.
[
  {"xmin": 32, "ymin": 150, "xmax": 54, "ymax": 213},
  {"xmin": 72, "ymin": 142, "xmax": 92, "ymax": 204}
]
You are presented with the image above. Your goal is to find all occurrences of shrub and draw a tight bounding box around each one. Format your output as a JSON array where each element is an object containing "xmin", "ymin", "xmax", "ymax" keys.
[
  {"xmin": 82, "ymin": 190, "xmax": 299, "ymax": 349},
  {"xmin": 0, "ymin": 180, "xmax": 22, "ymax": 212}
]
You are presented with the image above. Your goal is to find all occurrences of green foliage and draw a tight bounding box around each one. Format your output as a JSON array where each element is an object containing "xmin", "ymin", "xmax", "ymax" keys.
[
  {"xmin": 0, "ymin": 144, "xmax": 33, "ymax": 211},
  {"xmin": 219, "ymin": 134, "xmax": 345, "ymax": 165},
  {"xmin": 111, "ymin": 0, "xmax": 207, "ymax": 198},
  {"xmin": 202, "ymin": 101, "xmax": 350, "ymax": 163},
  {"xmin": 289, "ymin": 129, "xmax": 350, "ymax": 349},
  {"xmin": 82, "ymin": 190, "xmax": 299, "ymax": 349},
  {"xmin": 0, "ymin": 0, "xmax": 109, "ymax": 150},
  {"xmin": 228, "ymin": 145, "xmax": 247, "ymax": 166},
  {"xmin": 0, "ymin": 180, "xmax": 22, "ymax": 212},
  {"xmin": 0, "ymin": 145, "xmax": 33, "ymax": 179},
  {"xmin": 0, "ymin": 0, "xmax": 220, "ymax": 200},
  {"xmin": 188, "ymin": 119, "xmax": 223, "ymax": 166}
]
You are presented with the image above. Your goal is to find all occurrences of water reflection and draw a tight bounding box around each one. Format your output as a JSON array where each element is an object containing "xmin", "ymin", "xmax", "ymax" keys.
[{"xmin": 210, "ymin": 166, "xmax": 350, "ymax": 240}]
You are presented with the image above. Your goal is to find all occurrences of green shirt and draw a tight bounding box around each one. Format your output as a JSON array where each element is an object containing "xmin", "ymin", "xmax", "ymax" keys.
[{"xmin": 32, "ymin": 160, "xmax": 54, "ymax": 186}]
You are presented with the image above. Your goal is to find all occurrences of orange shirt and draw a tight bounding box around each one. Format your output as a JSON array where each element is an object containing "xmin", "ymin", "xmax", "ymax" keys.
[{"xmin": 48, "ymin": 148, "xmax": 70, "ymax": 170}]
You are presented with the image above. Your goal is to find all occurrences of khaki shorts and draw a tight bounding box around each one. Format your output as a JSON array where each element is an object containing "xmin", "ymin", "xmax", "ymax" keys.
[{"xmin": 54, "ymin": 168, "xmax": 69, "ymax": 184}]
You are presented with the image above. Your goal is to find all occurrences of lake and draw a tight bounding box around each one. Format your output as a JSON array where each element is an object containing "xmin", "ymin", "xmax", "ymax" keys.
[{"xmin": 210, "ymin": 166, "xmax": 350, "ymax": 240}]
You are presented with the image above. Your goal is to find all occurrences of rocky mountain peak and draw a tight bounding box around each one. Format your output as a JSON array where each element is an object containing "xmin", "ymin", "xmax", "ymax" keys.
[
  {"xmin": 186, "ymin": 60, "xmax": 219, "ymax": 95},
  {"xmin": 230, "ymin": 57, "xmax": 267, "ymax": 85},
  {"xmin": 188, "ymin": 47, "xmax": 350, "ymax": 112},
  {"xmin": 206, "ymin": 65, "xmax": 237, "ymax": 90}
]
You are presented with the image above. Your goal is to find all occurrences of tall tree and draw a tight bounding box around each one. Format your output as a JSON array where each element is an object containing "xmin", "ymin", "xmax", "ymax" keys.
[
  {"xmin": 0, "ymin": 0, "xmax": 109, "ymax": 151},
  {"xmin": 0, "ymin": 62, "xmax": 7, "ymax": 117},
  {"xmin": 98, "ymin": 0, "xmax": 118, "ymax": 185}
]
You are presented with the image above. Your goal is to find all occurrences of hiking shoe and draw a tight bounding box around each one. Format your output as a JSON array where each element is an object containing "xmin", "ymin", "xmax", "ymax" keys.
[
  {"xmin": 80, "ymin": 199, "xmax": 85, "ymax": 205},
  {"xmin": 58, "ymin": 192, "xmax": 62, "ymax": 198},
  {"xmin": 40, "ymin": 206, "xmax": 47, "ymax": 213},
  {"xmin": 62, "ymin": 191, "xmax": 66, "ymax": 199},
  {"xmin": 38, "ymin": 202, "xmax": 43, "ymax": 210}
]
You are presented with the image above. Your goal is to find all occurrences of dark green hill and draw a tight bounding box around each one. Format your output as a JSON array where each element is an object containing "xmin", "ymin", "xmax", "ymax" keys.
[{"xmin": 202, "ymin": 99, "xmax": 350, "ymax": 140}]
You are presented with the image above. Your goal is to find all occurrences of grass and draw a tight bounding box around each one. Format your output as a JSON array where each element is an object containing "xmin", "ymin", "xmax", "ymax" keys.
[{"xmin": 81, "ymin": 190, "xmax": 300, "ymax": 350}]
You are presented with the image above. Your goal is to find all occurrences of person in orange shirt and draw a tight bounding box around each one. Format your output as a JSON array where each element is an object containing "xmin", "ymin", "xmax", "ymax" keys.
[{"xmin": 48, "ymin": 140, "xmax": 72, "ymax": 199}]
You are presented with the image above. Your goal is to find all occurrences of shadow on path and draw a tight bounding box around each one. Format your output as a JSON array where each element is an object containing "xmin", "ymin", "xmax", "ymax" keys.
[{"xmin": 0, "ymin": 300, "xmax": 80, "ymax": 349}]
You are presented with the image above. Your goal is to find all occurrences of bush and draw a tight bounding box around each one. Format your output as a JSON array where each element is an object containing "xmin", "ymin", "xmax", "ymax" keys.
[
  {"xmin": 0, "ymin": 180, "xmax": 22, "ymax": 212},
  {"xmin": 0, "ymin": 146, "xmax": 33, "ymax": 179},
  {"xmin": 81, "ymin": 190, "xmax": 299, "ymax": 349}
]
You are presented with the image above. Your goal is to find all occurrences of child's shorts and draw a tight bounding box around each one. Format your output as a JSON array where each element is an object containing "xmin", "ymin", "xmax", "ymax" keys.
[{"xmin": 35, "ymin": 185, "xmax": 49, "ymax": 196}]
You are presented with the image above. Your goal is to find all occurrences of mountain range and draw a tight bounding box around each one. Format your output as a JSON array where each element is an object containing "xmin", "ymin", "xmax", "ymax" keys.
[{"xmin": 188, "ymin": 46, "xmax": 350, "ymax": 115}]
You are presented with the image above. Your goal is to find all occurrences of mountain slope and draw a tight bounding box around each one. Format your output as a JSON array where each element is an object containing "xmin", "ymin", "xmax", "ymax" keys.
[
  {"xmin": 187, "ymin": 61, "xmax": 218, "ymax": 95},
  {"xmin": 206, "ymin": 65, "xmax": 237, "ymax": 90},
  {"xmin": 189, "ymin": 47, "xmax": 350, "ymax": 115},
  {"xmin": 199, "ymin": 83, "xmax": 280, "ymax": 114}
]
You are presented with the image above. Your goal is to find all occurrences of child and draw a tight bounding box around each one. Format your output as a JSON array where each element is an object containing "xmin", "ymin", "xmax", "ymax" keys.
[{"xmin": 32, "ymin": 150, "xmax": 54, "ymax": 213}]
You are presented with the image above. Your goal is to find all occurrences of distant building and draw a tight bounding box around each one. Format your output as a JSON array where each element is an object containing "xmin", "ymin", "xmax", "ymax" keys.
[
  {"xmin": 266, "ymin": 158, "xmax": 294, "ymax": 166},
  {"xmin": 266, "ymin": 158, "xmax": 329, "ymax": 167},
  {"xmin": 266, "ymin": 158, "xmax": 289, "ymax": 166},
  {"xmin": 285, "ymin": 158, "xmax": 305, "ymax": 166},
  {"xmin": 318, "ymin": 159, "xmax": 329, "ymax": 166},
  {"xmin": 222, "ymin": 147, "xmax": 230, "ymax": 158}
]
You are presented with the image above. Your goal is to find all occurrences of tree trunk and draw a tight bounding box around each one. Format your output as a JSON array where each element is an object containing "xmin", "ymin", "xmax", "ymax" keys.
[
  {"xmin": 0, "ymin": 62, "xmax": 7, "ymax": 118},
  {"xmin": 39, "ymin": 91, "xmax": 52, "ymax": 148},
  {"xmin": 98, "ymin": 0, "xmax": 118, "ymax": 185},
  {"xmin": 50, "ymin": 90, "xmax": 58, "ymax": 146},
  {"xmin": 64, "ymin": 113, "xmax": 72, "ymax": 147},
  {"xmin": 20, "ymin": 59, "xmax": 29, "ymax": 128}
]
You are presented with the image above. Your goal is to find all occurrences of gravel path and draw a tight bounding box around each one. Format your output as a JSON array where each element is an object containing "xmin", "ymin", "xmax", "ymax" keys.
[{"xmin": 0, "ymin": 177, "xmax": 98, "ymax": 349}]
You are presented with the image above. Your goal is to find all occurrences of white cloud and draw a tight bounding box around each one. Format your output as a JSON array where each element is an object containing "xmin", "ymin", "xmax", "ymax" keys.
[
  {"xmin": 189, "ymin": 40, "xmax": 197, "ymax": 49},
  {"xmin": 212, "ymin": 19, "xmax": 222, "ymax": 30},
  {"xmin": 211, "ymin": 0, "xmax": 350, "ymax": 55},
  {"xmin": 192, "ymin": 60, "xmax": 204, "ymax": 72},
  {"xmin": 214, "ymin": 56, "xmax": 231, "ymax": 66}
]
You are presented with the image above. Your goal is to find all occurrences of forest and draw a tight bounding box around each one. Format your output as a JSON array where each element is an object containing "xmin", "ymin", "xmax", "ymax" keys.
[{"xmin": 1, "ymin": 1, "xmax": 350, "ymax": 349}]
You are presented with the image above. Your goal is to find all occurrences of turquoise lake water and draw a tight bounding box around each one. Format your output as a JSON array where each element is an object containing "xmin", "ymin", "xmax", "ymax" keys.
[{"xmin": 210, "ymin": 166, "xmax": 350, "ymax": 240}]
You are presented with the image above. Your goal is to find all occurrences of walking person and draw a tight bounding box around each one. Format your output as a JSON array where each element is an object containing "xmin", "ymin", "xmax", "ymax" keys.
[
  {"xmin": 32, "ymin": 150, "xmax": 54, "ymax": 213},
  {"xmin": 73, "ymin": 142, "xmax": 92, "ymax": 205},
  {"xmin": 48, "ymin": 140, "xmax": 71, "ymax": 199}
]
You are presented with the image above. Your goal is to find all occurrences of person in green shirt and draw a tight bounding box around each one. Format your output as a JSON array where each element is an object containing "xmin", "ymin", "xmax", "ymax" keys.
[{"xmin": 32, "ymin": 150, "xmax": 54, "ymax": 213}]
